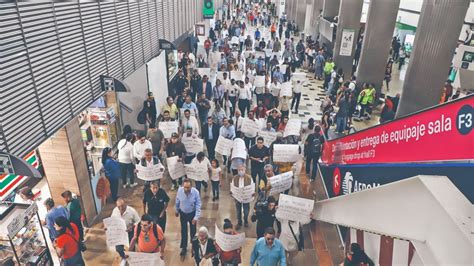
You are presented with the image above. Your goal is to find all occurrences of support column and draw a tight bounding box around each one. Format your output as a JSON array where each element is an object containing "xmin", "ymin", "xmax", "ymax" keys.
[
  {"xmin": 333, "ymin": 0, "xmax": 363, "ymax": 80},
  {"xmin": 356, "ymin": 0, "xmax": 400, "ymax": 95},
  {"xmin": 396, "ymin": 0, "xmax": 470, "ymax": 117},
  {"xmin": 309, "ymin": 0, "xmax": 324, "ymax": 39},
  {"xmin": 38, "ymin": 119, "xmax": 97, "ymax": 226},
  {"xmin": 295, "ymin": 0, "xmax": 306, "ymax": 31}
]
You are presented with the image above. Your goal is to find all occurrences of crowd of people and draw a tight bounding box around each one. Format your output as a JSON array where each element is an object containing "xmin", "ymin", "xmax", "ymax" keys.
[{"xmin": 34, "ymin": 1, "xmax": 380, "ymax": 265}]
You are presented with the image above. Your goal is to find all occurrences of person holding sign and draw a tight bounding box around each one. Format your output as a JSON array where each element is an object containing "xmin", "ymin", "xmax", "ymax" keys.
[
  {"xmin": 175, "ymin": 178, "xmax": 202, "ymax": 257},
  {"xmin": 181, "ymin": 109, "xmax": 200, "ymax": 136},
  {"xmin": 138, "ymin": 148, "xmax": 164, "ymax": 187},
  {"xmin": 238, "ymin": 79, "xmax": 252, "ymax": 117},
  {"xmin": 190, "ymin": 152, "xmax": 212, "ymax": 193},
  {"xmin": 219, "ymin": 118, "xmax": 236, "ymax": 173},
  {"xmin": 252, "ymin": 195, "xmax": 278, "ymax": 239},
  {"xmin": 231, "ymin": 165, "xmax": 255, "ymax": 229},
  {"xmin": 129, "ymin": 214, "xmax": 166, "ymax": 260},
  {"xmin": 215, "ymin": 219, "xmax": 242, "ymax": 265},
  {"xmin": 242, "ymin": 111, "xmax": 259, "ymax": 149},
  {"xmin": 182, "ymin": 127, "xmax": 200, "ymax": 164},
  {"xmin": 166, "ymin": 133, "xmax": 187, "ymax": 190},
  {"xmin": 111, "ymin": 198, "xmax": 140, "ymax": 260},
  {"xmin": 191, "ymin": 226, "xmax": 219, "ymax": 266},
  {"xmin": 143, "ymin": 181, "xmax": 170, "ymax": 233}
]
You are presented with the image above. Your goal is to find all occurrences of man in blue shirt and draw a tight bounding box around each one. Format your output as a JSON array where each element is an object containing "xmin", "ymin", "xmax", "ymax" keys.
[
  {"xmin": 43, "ymin": 198, "xmax": 69, "ymax": 241},
  {"xmin": 250, "ymin": 227, "xmax": 286, "ymax": 266},
  {"xmin": 175, "ymin": 178, "xmax": 201, "ymax": 257},
  {"xmin": 255, "ymin": 28, "xmax": 261, "ymax": 40}
]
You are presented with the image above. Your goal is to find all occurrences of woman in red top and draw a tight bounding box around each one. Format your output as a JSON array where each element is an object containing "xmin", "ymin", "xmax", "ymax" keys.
[
  {"xmin": 215, "ymin": 219, "xmax": 241, "ymax": 266},
  {"xmin": 277, "ymin": 116, "xmax": 289, "ymax": 132},
  {"xmin": 54, "ymin": 216, "xmax": 85, "ymax": 266},
  {"xmin": 253, "ymin": 102, "xmax": 268, "ymax": 119}
]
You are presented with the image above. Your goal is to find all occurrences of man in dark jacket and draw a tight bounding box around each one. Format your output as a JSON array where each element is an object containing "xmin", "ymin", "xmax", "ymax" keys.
[
  {"xmin": 143, "ymin": 92, "xmax": 157, "ymax": 128},
  {"xmin": 189, "ymin": 70, "xmax": 202, "ymax": 102},
  {"xmin": 202, "ymin": 117, "xmax": 220, "ymax": 160},
  {"xmin": 198, "ymin": 75, "xmax": 213, "ymax": 100}
]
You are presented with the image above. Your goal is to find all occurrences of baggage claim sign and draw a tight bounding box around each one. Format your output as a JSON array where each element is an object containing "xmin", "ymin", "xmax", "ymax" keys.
[{"xmin": 320, "ymin": 95, "xmax": 474, "ymax": 202}]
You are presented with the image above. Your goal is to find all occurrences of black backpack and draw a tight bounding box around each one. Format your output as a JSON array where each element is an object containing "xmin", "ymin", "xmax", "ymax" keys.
[{"xmin": 137, "ymin": 109, "xmax": 146, "ymax": 125}]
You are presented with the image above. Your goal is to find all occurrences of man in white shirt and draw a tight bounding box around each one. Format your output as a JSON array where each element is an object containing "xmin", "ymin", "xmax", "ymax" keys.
[
  {"xmin": 221, "ymin": 72, "xmax": 232, "ymax": 95},
  {"xmin": 242, "ymin": 110, "xmax": 259, "ymax": 149},
  {"xmin": 112, "ymin": 198, "xmax": 140, "ymax": 260},
  {"xmin": 269, "ymin": 77, "xmax": 281, "ymax": 108},
  {"xmin": 291, "ymin": 79, "xmax": 306, "ymax": 113},
  {"xmin": 117, "ymin": 134, "xmax": 135, "ymax": 188},
  {"xmin": 181, "ymin": 109, "xmax": 200, "ymax": 136},
  {"xmin": 133, "ymin": 133, "xmax": 153, "ymax": 163},
  {"xmin": 238, "ymin": 79, "xmax": 253, "ymax": 117}
]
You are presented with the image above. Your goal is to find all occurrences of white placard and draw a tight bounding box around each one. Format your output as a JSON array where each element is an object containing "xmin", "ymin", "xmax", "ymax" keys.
[
  {"xmin": 230, "ymin": 70, "xmax": 244, "ymax": 81},
  {"xmin": 166, "ymin": 156, "xmax": 186, "ymax": 180},
  {"xmin": 180, "ymin": 108, "xmax": 196, "ymax": 118},
  {"xmin": 181, "ymin": 137, "xmax": 204, "ymax": 154},
  {"xmin": 103, "ymin": 217, "xmax": 129, "ymax": 247},
  {"xmin": 280, "ymin": 82, "xmax": 292, "ymax": 97},
  {"xmin": 276, "ymin": 194, "xmax": 314, "ymax": 224},
  {"xmin": 215, "ymin": 224, "xmax": 246, "ymax": 252},
  {"xmin": 125, "ymin": 252, "xmax": 165, "ymax": 266},
  {"xmin": 291, "ymin": 72, "xmax": 306, "ymax": 81},
  {"xmin": 268, "ymin": 171, "xmax": 294, "ymax": 195},
  {"xmin": 283, "ymin": 119, "xmax": 302, "ymax": 137},
  {"xmin": 230, "ymin": 183, "xmax": 255, "ymax": 203},
  {"xmin": 159, "ymin": 121, "xmax": 179, "ymax": 139},
  {"xmin": 340, "ymin": 29, "xmax": 355, "ymax": 56},
  {"xmin": 135, "ymin": 163, "xmax": 165, "ymax": 181},
  {"xmin": 255, "ymin": 51, "xmax": 265, "ymax": 60},
  {"xmin": 278, "ymin": 64, "xmax": 287, "ymax": 74},
  {"xmin": 215, "ymin": 136, "xmax": 234, "ymax": 156},
  {"xmin": 254, "ymin": 75, "xmax": 265, "ymax": 87},
  {"xmin": 264, "ymin": 49, "xmax": 273, "ymax": 57},
  {"xmin": 240, "ymin": 118, "xmax": 261, "ymax": 137},
  {"xmin": 184, "ymin": 163, "xmax": 209, "ymax": 181},
  {"xmin": 230, "ymin": 36, "xmax": 239, "ymax": 45},
  {"xmin": 273, "ymin": 144, "xmax": 300, "ymax": 162},
  {"xmin": 197, "ymin": 68, "xmax": 211, "ymax": 78},
  {"xmin": 231, "ymin": 138, "xmax": 247, "ymax": 159},
  {"xmin": 258, "ymin": 130, "xmax": 277, "ymax": 147}
]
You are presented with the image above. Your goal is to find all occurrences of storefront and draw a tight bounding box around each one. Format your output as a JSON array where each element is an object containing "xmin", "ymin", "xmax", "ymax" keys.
[{"xmin": 0, "ymin": 202, "xmax": 53, "ymax": 265}]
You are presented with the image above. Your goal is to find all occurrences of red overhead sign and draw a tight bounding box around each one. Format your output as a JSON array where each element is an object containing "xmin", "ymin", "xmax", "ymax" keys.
[{"xmin": 322, "ymin": 96, "xmax": 474, "ymax": 165}]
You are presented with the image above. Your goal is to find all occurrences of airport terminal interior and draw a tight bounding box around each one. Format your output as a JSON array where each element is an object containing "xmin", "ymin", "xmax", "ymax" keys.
[{"xmin": 0, "ymin": 0, "xmax": 473, "ymax": 265}]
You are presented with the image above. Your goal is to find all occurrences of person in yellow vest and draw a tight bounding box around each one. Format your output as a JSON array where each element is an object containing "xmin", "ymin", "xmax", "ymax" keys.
[
  {"xmin": 358, "ymin": 84, "xmax": 376, "ymax": 120},
  {"xmin": 323, "ymin": 58, "xmax": 335, "ymax": 91}
]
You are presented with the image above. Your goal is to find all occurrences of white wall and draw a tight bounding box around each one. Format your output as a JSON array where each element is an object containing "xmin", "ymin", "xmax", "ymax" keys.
[
  {"xmin": 147, "ymin": 51, "xmax": 169, "ymax": 117},
  {"xmin": 119, "ymin": 65, "xmax": 148, "ymax": 131}
]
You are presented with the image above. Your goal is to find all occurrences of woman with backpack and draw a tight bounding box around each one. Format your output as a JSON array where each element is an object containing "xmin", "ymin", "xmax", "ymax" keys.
[
  {"xmin": 343, "ymin": 243, "xmax": 375, "ymax": 266},
  {"xmin": 54, "ymin": 216, "xmax": 85, "ymax": 266}
]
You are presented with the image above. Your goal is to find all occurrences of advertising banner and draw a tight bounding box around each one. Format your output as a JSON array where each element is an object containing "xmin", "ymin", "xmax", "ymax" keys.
[{"xmin": 321, "ymin": 96, "xmax": 474, "ymax": 165}]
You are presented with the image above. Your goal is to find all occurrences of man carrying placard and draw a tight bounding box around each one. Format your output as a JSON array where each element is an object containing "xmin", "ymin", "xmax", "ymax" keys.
[
  {"xmin": 231, "ymin": 165, "xmax": 255, "ymax": 230},
  {"xmin": 110, "ymin": 198, "xmax": 140, "ymax": 261},
  {"xmin": 242, "ymin": 111, "xmax": 259, "ymax": 149},
  {"xmin": 165, "ymin": 133, "xmax": 187, "ymax": 190},
  {"xmin": 249, "ymin": 137, "xmax": 270, "ymax": 186},
  {"xmin": 129, "ymin": 214, "xmax": 166, "ymax": 260}
]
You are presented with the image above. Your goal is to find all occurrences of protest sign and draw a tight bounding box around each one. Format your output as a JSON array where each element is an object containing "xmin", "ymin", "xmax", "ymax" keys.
[
  {"xmin": 103, "ymin": 217, "xmax": 128, "ymax": 247},
  {"xmin": 184, "ymin": 162, "xmax": 209, "ymax": 181},
  {"xmin": 166, "ymin": 156, "xmax": 186, "ymax": 180},
  {"xmin": 241, "ymin": 119, "xmax": 261, "ymax": 137},
  {"xmin": 255, "ymin": 51, "xmax": 265, "ymax": 60},
  {"xmin": 273, "ymin": 144, "xmax": 300, "ymax": 162},
  {"xmin": 283, "ymin": 119, "xmax": 302, "ymax": 137},
  {"xmin": 135, "ymin": 163, "xmax": 165, "ymax": 181},
  {"xmin": 230, "ymin": 183, "xmax": 255, "ymax": 203},
  {"xmin": 268, "ymin": 171, "xmax": 294, "ymax": 195},
  {"xmin": 276, "ymin": 194, "xmax": 314, "ymax": 224},
  {"xmin": 231, "ymin": 138, "xmax": 247, "ymax": 159},
  {"xmin": 278, "ymin": 64, "xmax": 287, "ymax": 74},
  {"xmin": 215, "ymin": 224, "xmax": 246, "ymax": 252},
  {"xmin": 230, "ymin": 70, "xmax": 244, "ymax": 81},
  {"xmin": 292, "ymin": 72, "xmax": 306, "ymax": 81},
  {"xmin": 125, "ymin": 252, "xmax": 164, "ymax": 266},
  {"xmin": 230, "ymin": 36, "xmax": 239, "ymax": 45},
  {"xmin": 264, "ymin": 49, "xmax": 273, "ymax": 57},
  {"xmin": 254, "ymin": 75, "xmax": 265, "ymax": 87},
  {"xmin": 197, "ymin": 68, "xmax": 211, "ymax": 78},
  {"xmin": 258, "ymin": 130, "xmax": 277, "ymax": 147},
  {"xmin": 215, "ymin": 136, "xmax": 234, "ymax": 156},
  {"xmin": 182, "ymin": 137, "xmax": 204, "ymax": 154},
  {"xmin": 159, "ymin": 121, "xmax": 179, "ymax": 139},
  {"xmin": 280, "ymin": 82, "xmax": 292, "ymax": 97}
]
